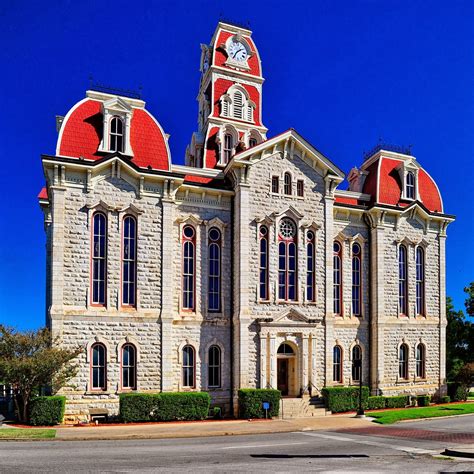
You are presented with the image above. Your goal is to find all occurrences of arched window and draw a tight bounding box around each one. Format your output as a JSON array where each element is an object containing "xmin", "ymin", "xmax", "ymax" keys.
[
  {"xmin": 122, "ymin": 216, "xmax": 137, "ymax": 307},
  {"xmin": 249, "ymin": 137, "xmax": 257, "ymax": 148},
  {"xmin": 91, "ymin": 212, "xmax": 107, "ymax": 305},
  {"xmin": 232, "ymin": 90, "xmax": 244, "ymax": 119},
  {"xmin": 351, "ymin": 345, "xmax": 362, "ymax": 382},
  {"xmin": 182, "ymin": 345, "xmax": 195, "ymax": 388},
  {"xmin": 416, "ymin": 343, "xmax": 426, "ymax": 378},
  {"xmin": 399, "ymin": 245, "xmax": 408, "ymax": 315},
  {"xmin": 352, "ymin": 243, "xmax": 361, "ymax": 317},
  {"xmin": 333, "ymin": 242, "xmax": 342, "ymax": 315},
  {"xmin": 306, "ymin": 231, "xmax": 316, "ymax": 302},
  {"xmin": 333, "ymin": 345, "xmax": 342, "ymax": 383},
  {"xmin": 91, "ymin": 343, "xmax": 106, "ymax": 390},
  {"xmin": 278, "ymin": 218, "xmax": 297, "ymax": 301},
  {"xmin": 296, "ymin": 180, "xmax": 304, "ymax": 197},
  {"xmin": 182, "ymin": 226, "xmax": 196, "ymax": 311},
  {"xmin": 208, "ymin": 345, "xmax": 221, "ymax": 388},
  {"xmin": 277, "ymin": 343, "xmax": 295, "ymax": 355},
  {"xmin": 399, "ymin": 344, "xmax": 409, "ymax": 379},
  {"xmin": 259, "ymin": 226, "xmax": 269, "ymax": 300},
  {"xmin": 406, "ymin": 172, "xmax": 415, "ymax": 199},
  {"xmin": 208, "ymin": 228, "xmax": 221, "ymax": 312},
  {"xmin": 416, "ymin": 247, "xmax": 425, "ymax": 315},
  {"xmin": 223, "ymin": 133, "xmax": 233, "ymax": 164},
  {"xmin": 271, "ymin": 176, "xmax": 279, "ymax": 193},
  {"xmin": 121, "ymin": 344, "xmax": 137, "ymax": 390},
  {"xmin": 110, "ymin": 116, "xmax": 124, "ymax": 153},
  {"xmin": 284, "ymin": 172, "xmax": 292, "ymax": 195}
]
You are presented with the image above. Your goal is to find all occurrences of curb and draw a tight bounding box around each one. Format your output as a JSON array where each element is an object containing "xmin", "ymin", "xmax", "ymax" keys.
[
  {"xmin": 442, "ymin": 447, "xmax": 474, "ymax": 459},
  {"xmin": 396, "ymin": 413, "xmax": 474, "ymax": 424}
]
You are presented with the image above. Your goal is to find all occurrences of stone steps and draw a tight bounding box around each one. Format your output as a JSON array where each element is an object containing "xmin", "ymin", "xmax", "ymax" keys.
[{"xmin": 280, "ymin": 396, "xmax": 330, "ymax": 419}]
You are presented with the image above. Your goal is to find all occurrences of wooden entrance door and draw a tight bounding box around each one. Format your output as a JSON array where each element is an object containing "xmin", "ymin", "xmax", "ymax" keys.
[{"xmin": 277, "ymin": 358, "xmax": 289, "ymax": 395}]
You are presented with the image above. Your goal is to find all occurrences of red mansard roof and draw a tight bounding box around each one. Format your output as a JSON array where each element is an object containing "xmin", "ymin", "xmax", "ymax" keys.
[
  {"xmin": 38, "ymin": 186, "xmax": 48, "ymax": 200},
  {"xmin": 361, "ymin": 155, "xmax": 443, "ymax": 213},
  {"xmin": 57, "ymin": 98, "xmax": 171, "ymax": 171}
]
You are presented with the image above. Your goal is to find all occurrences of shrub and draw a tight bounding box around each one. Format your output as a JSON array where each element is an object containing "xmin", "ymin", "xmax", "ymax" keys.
[
  {"xmin": 367, "ymin": 396, "xmax": 386, "ymax": 410},
  {"xmin": 448, "ymin": 382, "xmax": 469, "ymax": 402},
  {"xmin": 238, "ymin": 389, "xmax": 280, "ymax": 419},
  {"xmin": 321, "ymin": 387, "xmax": 369, "ymax": 413},
  {"xmin": 119, "ymin": 393, "xmax": 158, "ymax": 422},
  {"xmin": 440, "ymin": 395, "xmax": 451, "ymax": 404},
  {"xmin": 211, "ymin": 406, "xmax": 222, "ymax": 419},
  {"xmin": 29, "ymin": 396, "xmax": 66, "ymax": 426},
  {"xmin": 119, "ymin": 392, "xmax": 210, "ymax": 423},
  {"xmin": 384, "ymin": 395, "xmax": 409, "ymax": 409},
  {"xmin": 154, "ymin": 392, "xmax": 210, "ymax": 421},
  {"xmin": 417, "ymin": 395, "xmax": 430, "ymax": 407}
]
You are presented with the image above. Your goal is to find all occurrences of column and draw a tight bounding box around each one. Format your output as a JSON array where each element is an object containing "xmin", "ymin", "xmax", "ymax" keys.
[
  {"xmin": 260, "ymin": 333, "xmax": 268, "ymax": 388},
  {"xmin": 160, "ymin": 198, "xmax": 175, "ymax": 391},
  {"xmin": 302, "ymin": 335, "xmax": 309, "ymax": 393},
  {"xmin": 269, "ymin": 335, "xmax": 277, "ymax": 389},
  {"xmin": 438, "ymin": 230, "xmax": 447, "ymax": 394}
]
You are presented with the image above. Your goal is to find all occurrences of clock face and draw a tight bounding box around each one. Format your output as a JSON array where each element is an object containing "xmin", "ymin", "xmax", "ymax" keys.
[{"xmin": 228, "ymin": 41, "xmax": 248, "ymax": 62}]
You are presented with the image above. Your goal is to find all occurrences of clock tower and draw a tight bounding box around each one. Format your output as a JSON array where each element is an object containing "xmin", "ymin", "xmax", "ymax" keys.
[{"xmin": 186, "ymin": 21, "xmax": 267, "ymax": 169}]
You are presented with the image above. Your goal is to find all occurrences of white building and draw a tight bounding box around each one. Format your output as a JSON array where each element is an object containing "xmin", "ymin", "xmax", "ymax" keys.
[{"xmin": 38, "ymin": 22, "xmax": 454, "ymax": 423}]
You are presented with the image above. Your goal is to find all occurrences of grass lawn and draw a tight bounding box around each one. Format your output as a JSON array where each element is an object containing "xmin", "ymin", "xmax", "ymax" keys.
[
  {"xmin": 0, "ymin": 428, "xmax": 56, "ymax": 439},
  {"xmin": 370, "ymin": 403, "xmax": 474, "ymax": 424}
]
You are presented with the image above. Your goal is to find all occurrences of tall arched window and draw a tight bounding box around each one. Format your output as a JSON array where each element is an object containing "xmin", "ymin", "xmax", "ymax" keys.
[
  {"xmin": 110, "ymin": 116, "xmax": 124, "ymax": 153},
  {"xmin": 182, "ymin": 226, "xmax": 196, "ymax": 311},
  {"xmin": 278, "ymin": 218, "xmax": 297, "ymax": 301},
  {"xmin": 121, "ymin": 343, "xmax": 137, "ymax": 390},
  {"xmin": 399, "ymin": 343, "xmax": 409, "ymax": 379},
  {"xmin": 416, "ymin": 343, "xmax": 426, "ymax": 378},
  {"xmin": 333, "ymin": 345, "xmax": 342, "ymax": 383},
  {"xmin": 406, "ymin": 171, "xmax": 415, "ymax": 199},
  {"xmin": 416, "ymin": 247, "xmax": 425, "ymax": 316},
  {"xmin": 122, "ymin": 216, "xmax": 137, "ymax": 307},
  {"xmin": 223, "ymin": 133, "xmax": 233, "ymax": 164},
  {"xmin": 232, "ymin": 90, "xmax": 244, "ymax": 119},
  {"xmin": 91, "ymin": 212, "xmax": 107, "ymax": 306},
  {"xmin": 333, "ymin": 242, "xmax": 342, "ymax": 315},
  {"xmin": 351, "ymin": 345, "xmax": 362, "ymax": 382},
  {"xmin": 284, "ymin": 172, "xmax": 292, "ymax": 195},
  {"xmin": 399, "ymin": 245, "xmax": 408, "ymax": 315},
  {"xmin": 208, "ymin": 345, "xmax": 221, "ymax": 388},
  {"xmin": 306, "ymin": 231, "xmax": 316, "ymax": 302},
  {"xmin": 352, "ymin": 243, "xmax": 361, "ymax": 317},
  {"xmin": 182, "ymin": 345, "xmax": 195, "ymax": 388},
  {"xmin": 259, "ymin": 226, "xmax": 269, "ymax": 300},
  {"xmin": 208, "ymin": 228, "xmax": 221, "ymax": 312},
  {"xmin": 91, "ymin": 343, "xmax": 106, "ymax": 390}
]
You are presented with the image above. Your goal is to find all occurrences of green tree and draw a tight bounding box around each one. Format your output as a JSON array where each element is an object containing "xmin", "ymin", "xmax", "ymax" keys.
[
  {"xmin": 0, "ymin": 326, "xmax": 81, "ymax": 423},
  {"xmin": 465, "ymin": 282, "xmax": 474, "ymax": 318}
]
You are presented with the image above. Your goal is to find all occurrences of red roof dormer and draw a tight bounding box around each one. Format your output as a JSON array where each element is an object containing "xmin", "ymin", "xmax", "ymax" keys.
[
  {"xmin": 56, "ymin": 91, "xmax": 171, "ymax": 171},
  {"xmin": 358, "ymin": 149, "xmax": 443, "ymax": 213}
]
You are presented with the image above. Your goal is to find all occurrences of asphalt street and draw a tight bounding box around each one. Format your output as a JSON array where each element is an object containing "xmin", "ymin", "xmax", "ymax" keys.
[{"xmin": 0, "ymin": 416, "xmax": 473, "ymax": 472}]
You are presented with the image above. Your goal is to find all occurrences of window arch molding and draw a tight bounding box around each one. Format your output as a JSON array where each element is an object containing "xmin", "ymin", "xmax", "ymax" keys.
[
  {"xmin": 221, "ymin": 84, "xmax": 256, "ymax": 123},
  {"xmin": 246, "ymin": 129, "xmax": 263, "ymax": 149},
  {"xmin": 116, "ymin": 337, "xmax": 141, "ymax": 364},
  {"xmin": 85, "ymin": 337, "xmax": 112, "ymax": 363}
]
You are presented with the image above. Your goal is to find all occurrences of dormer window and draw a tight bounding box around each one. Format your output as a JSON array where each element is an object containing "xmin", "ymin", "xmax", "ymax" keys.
[
  {"xmin": 110, "ymin": 117, "xmax": 124, "ymax": 153},
  {"xmin": 406, "ymin": 171, "xmax": 415, "ymax": 200}
]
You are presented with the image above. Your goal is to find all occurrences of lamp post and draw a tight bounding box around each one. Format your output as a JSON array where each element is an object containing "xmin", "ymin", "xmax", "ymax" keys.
[{"xmin": 355, "ymin": 358, "xmax": 365, "ymax": 417}]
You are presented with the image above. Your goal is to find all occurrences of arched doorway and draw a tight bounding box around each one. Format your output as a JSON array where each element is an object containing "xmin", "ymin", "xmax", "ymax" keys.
[{"xmin": 277, "ymin": 342, "xmax": 297, "ymax": 396}]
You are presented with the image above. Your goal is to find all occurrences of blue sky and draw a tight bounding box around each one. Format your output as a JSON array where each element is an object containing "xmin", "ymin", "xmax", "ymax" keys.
[{"xmin": 0, "ymin": 0, "xmax": 472, "ymax": 329}]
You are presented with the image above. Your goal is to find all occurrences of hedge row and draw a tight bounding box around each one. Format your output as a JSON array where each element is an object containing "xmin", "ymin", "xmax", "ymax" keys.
[
  {"xmin": 417, "ymin": 395, "xmax": 431, "ymax": 407},
  {"xmin": 238, "ymin": 389, "xmax": 280, "ymax": 419},
  {"xmin": 29, "ymin": 396, "xmax": 66, "ymax": 426},
  {"xmin": 119, "ymin": 392, "xmax": 211, "ymax": 422},
  {"xmin": 321, "ymin": 387, "xmax": 369, "ymax": 413}
]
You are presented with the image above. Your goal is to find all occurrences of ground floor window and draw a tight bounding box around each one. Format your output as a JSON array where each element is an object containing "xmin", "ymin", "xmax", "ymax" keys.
[{"xmin": 182, "ymin": 345, "xmax": 195, "ymax": 388}]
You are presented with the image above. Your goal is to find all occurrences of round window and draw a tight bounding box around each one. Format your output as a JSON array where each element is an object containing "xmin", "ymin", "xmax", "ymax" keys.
[
  {"xmin": 209, "ymin": 228, "xmax": 220, "ymax": 241},
  {"xmin": 183, "ymin": 226, "xmax": 194, "ymax": 239},
  {"xmin": 279, "ymin": 219, "xmax": 296, "ymax": 239}
]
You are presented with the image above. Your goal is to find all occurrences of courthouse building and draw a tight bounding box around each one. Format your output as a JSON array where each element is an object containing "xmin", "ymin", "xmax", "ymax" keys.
[{"xmin": 38, "ymin": 22, "xmax": 454, "ymax": 421}]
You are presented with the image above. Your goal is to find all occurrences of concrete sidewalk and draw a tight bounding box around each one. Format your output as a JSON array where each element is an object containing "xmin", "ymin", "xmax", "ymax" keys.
[{"xmin": 56, "ymin": 414, "xmax": 374, "ymax": 441}]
